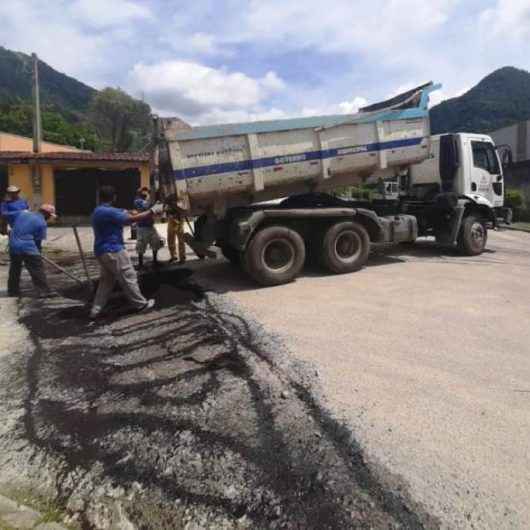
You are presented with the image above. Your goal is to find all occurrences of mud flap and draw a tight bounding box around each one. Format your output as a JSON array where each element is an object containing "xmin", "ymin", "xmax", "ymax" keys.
[
  {"xmin": 436, "ymin": 205, "xmax": 465, "ymax": 246},
  {"xmin": 183, "ymin": 233, "xmax": 217, "ymax": 259}
]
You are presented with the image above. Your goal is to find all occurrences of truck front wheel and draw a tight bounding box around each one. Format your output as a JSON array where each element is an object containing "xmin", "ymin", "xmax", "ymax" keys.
[
  {"xmin": 244, "ymin": 226, "xmax": 306, "ymax": 286},
  {"xmin": 321, "ymin": 221, "xmax": 370, "ymax": 274},
  {"xmin": 457, "ymin": 215, "xmax": 488, "ymax": 256}
]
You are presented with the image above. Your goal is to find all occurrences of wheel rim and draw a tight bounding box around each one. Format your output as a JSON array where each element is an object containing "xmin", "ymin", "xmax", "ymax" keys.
[
  {"xmin": 470, "ymin": 222, "xmax": 485, "ymax": 248},
  {"xmin": 262, "ymin": 239, "xmax": 296, "ymax": 273},
  {"xmin": 334, "ymin": 230, "xmax": 362, "ymax": 262}
]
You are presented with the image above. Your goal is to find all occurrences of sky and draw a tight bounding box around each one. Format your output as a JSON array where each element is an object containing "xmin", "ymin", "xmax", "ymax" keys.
[{"xmin": 1, "ymin": 0, "xmax": 530, "ymax": 125}]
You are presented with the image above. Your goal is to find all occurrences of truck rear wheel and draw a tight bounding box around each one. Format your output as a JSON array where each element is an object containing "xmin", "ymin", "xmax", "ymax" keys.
[
  {"xmin": 321, "ymin": 221, "xmax": 370, "ymax": 274},
  {"xmin": 244, "ymin": 226, "xmax": 306, "ymax": 286},
  {"xmin": 457, "ymin": 215, "xmax": 487, "ymax": 256}
]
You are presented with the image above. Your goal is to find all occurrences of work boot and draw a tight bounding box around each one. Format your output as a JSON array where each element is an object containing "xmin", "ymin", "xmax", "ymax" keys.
[
  {"xmin": 37, "ymin": 289, "xmax": 59, "ymax": 299},
  {"xmin": 137, "ymin": 299, "xmax": 155, "ymax": 313}
]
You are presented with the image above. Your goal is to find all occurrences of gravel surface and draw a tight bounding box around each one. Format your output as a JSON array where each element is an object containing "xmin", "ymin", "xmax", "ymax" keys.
[
  {"xmin": 0, "ymin": 255, "xmax": 436, "ymax": 529},
  {"xmin": 193, "ymin": 230, "xmax": 530, "ymax": 529}
]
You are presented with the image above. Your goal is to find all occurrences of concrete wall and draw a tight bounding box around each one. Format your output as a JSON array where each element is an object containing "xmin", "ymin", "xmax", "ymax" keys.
[
  {"xmin": 8, "ymin": 164, "xmax": 55, "ymax": 205},
  {"xmin": 0, "ymin": 132, "xmax": 84, "ymax": 153},
  {"xmin": 490, "ymin": 121, "xmax": 530, "ymax": 163}
]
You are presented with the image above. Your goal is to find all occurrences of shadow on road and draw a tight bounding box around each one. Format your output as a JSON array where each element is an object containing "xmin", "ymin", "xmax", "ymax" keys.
[
  {"xmin": 185, "ymin": 238, "xmax": 499, "ymax": 295},
  {"xmin": 13, "ymin": 265, "xmax": 436, "ymax": 529}
]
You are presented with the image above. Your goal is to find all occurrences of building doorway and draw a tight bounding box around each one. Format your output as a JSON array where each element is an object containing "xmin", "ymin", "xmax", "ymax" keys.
[
  {"xmin": 0, "ymin": 165, "xmax": 7, "ymax": 200},
  {"xmin": 55, "ymin": 168, "xmax": 141, "ymax": 217}
]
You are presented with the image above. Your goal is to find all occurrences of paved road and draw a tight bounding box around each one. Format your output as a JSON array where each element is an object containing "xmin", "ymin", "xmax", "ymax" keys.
[
  {"xmin": 194, "ymin": 230, "xmax": 530, "ymax": 529},
  {"xmin": 0, "ymin": 245, "xmax": 435, "ymax": 528}
]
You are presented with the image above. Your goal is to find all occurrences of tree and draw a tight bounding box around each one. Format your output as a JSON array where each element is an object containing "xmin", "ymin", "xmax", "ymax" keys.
[
  {"xmin": 0, "ymin": 102, "xmax": 100, "ymax": 151},
  {"xmin": 89, "ymin": 88, "xmax": 151, "ymax": 152}
]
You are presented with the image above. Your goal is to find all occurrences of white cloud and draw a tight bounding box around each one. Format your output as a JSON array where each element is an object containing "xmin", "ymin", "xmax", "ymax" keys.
[
  {"xmin": 260, "ymin": 71, "xmax": 286, "ymax": 93},
  {"xmin": 129, "ymin": 60, "xmax": 287, "ymax": 122},
  {"xmin": 300, "ymin": 96, "xmax": 368, "ymax": 117},
  {"xmin": 1, "ymin": 0, "xmax": 530, "ymax": 130},
  {"xmin": 236, "ymin": 0, "xmax": 457, "ymax": 62},
  {"xmin": 195, "ymin": 107, "xmax": 289, "ymax": 126},
  {"xmin": 479, "ymin": 0, "xmax": 530, "ymax": 42},
  {"xmin": 189, "ymin": 33, "xmax": 219, "ymax": 55},
  {"xmin": 338, "ymin": 97, "xmax": 369, "ymax": 114},
  {"xmin": 70, "ymin": 0, "xmax": 152, "ymax": 28}
]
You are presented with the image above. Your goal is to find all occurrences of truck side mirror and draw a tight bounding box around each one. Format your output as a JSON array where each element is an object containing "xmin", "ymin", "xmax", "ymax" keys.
[
  {"xmin": 497, "ymin": 145, "xmax": 513, "ymax": 169},
  {"xmin": 439, "ymin": 134, "xmax": 459, "ymax": 192}
]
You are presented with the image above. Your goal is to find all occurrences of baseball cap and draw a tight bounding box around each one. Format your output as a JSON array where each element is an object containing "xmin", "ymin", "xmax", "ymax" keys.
[
  {"xmin": 39, "ymin": 204, "xmax": 57, "ymax": 218},
  {"xmin": 6, "ymin": 185, "xmax": 20, "ymax": 193}
]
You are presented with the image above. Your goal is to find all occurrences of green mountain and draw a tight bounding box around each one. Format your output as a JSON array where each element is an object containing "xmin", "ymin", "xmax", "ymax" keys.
[
  {"xmin": 430, "ymin": 66, "xmax": 530, "ymax": 134},
  {"xmin": 0, "ymin": 46, "xmax": 151, "ymax": 152},
  {"xmin": 2, "ymin": 45, "xmax": 529, "ymax": 147},
  {"xmin": 0, "ymin": 46, "xmax": 95, "ymax": 119}
]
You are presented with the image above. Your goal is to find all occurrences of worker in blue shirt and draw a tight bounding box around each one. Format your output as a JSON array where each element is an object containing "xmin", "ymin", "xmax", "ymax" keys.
[
  {"xmin": 1, "ymin": 185, "xmax": 30, "ymax": 232},
  {"xmin": 90, "ymin": 185, "xmax": 163, "ymax": 319},
  {"xmin": 134, "ymin": 187, "xmax": 162, "ymax": 269},
  {"xmin": 7, "ymin": 204, "xmax": 56, "ymax": 297}
]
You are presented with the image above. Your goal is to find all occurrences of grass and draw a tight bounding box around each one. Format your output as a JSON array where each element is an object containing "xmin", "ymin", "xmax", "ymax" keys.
[
  {"xmin": 509, "ymin": 222, "xmax": 530, "ymax": 232},
  {"xmin": 0, "ymin": 487, "xmax": 77, "ymax": 529}
]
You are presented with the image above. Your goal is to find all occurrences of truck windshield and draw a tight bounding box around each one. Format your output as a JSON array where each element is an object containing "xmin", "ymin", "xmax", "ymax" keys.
[{"xmin": 472, "ymin": 141, "xmax": 500, "ymax": 175}]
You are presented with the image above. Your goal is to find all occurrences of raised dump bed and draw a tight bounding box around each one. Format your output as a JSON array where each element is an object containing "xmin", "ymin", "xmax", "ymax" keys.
[{"xmin": 161, "ymin": 82, "xmax": 440, "ymax": 216}]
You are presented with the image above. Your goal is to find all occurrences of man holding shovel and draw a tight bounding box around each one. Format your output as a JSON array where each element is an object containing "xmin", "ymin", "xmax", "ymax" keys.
[{"xmin": 7, "ymin": 204, "xmax": 56, "ymax": 297}]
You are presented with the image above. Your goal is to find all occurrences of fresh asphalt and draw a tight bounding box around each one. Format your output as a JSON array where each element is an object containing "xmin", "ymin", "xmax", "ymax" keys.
[
  {"xmin": 0, "ymin": 229, "xmax": 528, "ymax": 528},
  {"xmin": 0, "ymin": 245, "xmax": 435, "ymax": 529}
]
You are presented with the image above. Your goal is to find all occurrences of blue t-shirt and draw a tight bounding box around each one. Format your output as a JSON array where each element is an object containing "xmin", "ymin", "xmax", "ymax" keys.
[
  {"xmin": 1, "ymin": 198, "xmax": 30, "ymax": 227},
  {"xmin": 9, "ymin": 211, "xmax": 47, "ymax": 255},
  {"xmin": 134, "ymin": 198, "xmax": 153, "ymax": 227},
  {"xmin": 92, "ymin": 204, "xmax": 130, "ymax": 256}
]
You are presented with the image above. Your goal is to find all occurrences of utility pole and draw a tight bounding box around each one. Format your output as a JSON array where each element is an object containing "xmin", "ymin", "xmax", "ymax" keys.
[{"xmin": 31, "ymin": 52, "xmax": 42, "ymax": 205}]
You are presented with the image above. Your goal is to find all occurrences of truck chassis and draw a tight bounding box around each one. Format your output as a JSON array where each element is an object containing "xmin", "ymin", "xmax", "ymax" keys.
[{"xmin": 191, "ymin": 192, "xmax": 492, "ymax": 286}]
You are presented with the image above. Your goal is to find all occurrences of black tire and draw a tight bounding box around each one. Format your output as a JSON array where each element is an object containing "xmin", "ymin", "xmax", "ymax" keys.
[
  {"xmin": 219, "ymin": 244, "xmax": 241, "ymax": 266},
  {"xmin": 321, "ymin": 221, "xmax": 370, "ymax": 274},
  {"xmin": 457, "ymin": 215, "xmax": 488, "ymax": 256},
  {"xmin": 244, "ymin": 226, "xmax": 306, "ymax": 286}
]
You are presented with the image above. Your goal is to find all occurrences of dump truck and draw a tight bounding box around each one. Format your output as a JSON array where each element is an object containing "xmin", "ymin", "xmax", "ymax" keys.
[{"xmin": 156, "ymin": 82, "xmax": 510, "ymax": 286}]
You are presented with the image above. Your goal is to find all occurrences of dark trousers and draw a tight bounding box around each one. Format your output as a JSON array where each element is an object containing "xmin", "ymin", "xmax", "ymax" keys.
[{"xmin": 8, "ymin": 253, "xmax": 49, "ymax": 296}]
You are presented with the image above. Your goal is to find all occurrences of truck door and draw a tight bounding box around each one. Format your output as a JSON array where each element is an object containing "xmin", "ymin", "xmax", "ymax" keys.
[{"xmin": 470, "ymin": 141, "xmax": 503, "ymax": 207}]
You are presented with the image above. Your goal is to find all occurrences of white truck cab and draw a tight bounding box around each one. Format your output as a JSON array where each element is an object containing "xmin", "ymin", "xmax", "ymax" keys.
[{"xmin": 410, "ymin": 133, "xmax": 505, "ymax": 210}]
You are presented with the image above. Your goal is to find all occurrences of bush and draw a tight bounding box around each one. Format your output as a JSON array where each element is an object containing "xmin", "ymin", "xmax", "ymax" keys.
[
  {"xmin": 516, "ymin": 208, "xmax": 530, "ymax": 222},
  {"xmin": 505, "ymin": 189, "xmax": 525, "ymax": 209},
  {"xmin": 331, "ymin": 186, "xmax": 371, "ymax": 200}
]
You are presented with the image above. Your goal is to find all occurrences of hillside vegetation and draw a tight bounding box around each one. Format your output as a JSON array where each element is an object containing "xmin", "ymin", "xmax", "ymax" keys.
[
  {"xmin": 430, "ymin": 67, "xmax": 530, "ymax": 134},
  {"xmin": 0, "ymin": 46, "xmax": 150, "ymax": 151},
  {"xmin": 2, "ymin": 45, "xmax": 530, "ymax": 148}
]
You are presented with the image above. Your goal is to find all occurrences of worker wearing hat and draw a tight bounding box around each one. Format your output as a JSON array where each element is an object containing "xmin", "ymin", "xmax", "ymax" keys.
[
  {"xmin": 7, "ymin": 204, "xmax": 56, "ymax": 297},
  {"xmin": 134, "ymin": 187, "xmax": 163, "ymax": 269},
  {"xmin": 1, "ymin": 185, "xmax": 30, "ymax": 232}
]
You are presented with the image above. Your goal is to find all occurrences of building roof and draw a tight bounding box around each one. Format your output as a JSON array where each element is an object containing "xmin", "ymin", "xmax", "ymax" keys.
[
  {"xmin": 0, "ymin": 150, "xmax": 150, "ymax": 163},
  {"xmin": 0, "ymin": 131, "xmax": 86, "ymax": 153}
]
